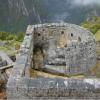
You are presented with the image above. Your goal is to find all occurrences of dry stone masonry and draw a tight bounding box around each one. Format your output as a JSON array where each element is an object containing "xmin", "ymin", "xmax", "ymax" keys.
[
  {"xmin": 7, "ymin": 23, "xmax": 99, "ymax": 99},
  {"xmin": 33, "ymin": 23, "xmax": 96, "ymax": 75}
]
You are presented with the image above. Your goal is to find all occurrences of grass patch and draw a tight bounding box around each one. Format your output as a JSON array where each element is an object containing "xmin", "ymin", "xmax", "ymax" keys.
[
  {"xmin": 0, "ymin": 46, "xmax": 9, "ymax": 51},
  {"xmin": 0, "ymin": 46, "xmax": 16, "ymax": 56},
  {"xmin": 0, "ymin": 40, "xmax": 20, "ymax": 56},
  {"xmin": 95, "ymin": 30, "xmax": 100, "ymax": 41}
]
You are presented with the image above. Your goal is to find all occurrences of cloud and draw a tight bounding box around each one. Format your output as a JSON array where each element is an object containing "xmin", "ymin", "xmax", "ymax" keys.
[
  {"xmin": 52, "ymin": 12, "xmax": 70, "ymax": 22},
  {"xmin": 68, "ymin": 0, "xmax": 100, "ymax": 6}
]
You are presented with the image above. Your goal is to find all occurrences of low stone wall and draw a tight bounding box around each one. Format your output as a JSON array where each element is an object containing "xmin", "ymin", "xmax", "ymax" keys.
[
  {"xmin": 7, "ymin": 77, "xmax": 100, "ymax": 99},
  {"xmin": 7, "ymin": 25, "xmax": 34, "ymax": 99}
]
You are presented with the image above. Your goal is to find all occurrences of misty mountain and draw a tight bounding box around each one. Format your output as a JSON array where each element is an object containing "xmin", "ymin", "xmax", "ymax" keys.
[{"xmin": 0, "ymin": 0, "xmax": 100, "ymax": 32}]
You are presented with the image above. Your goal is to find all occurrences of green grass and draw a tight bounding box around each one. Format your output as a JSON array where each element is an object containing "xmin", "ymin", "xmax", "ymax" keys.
[
  {"xmin": 95, "ymin": 30, "xmax": 100, "ymax": 41},
  {"xmin": 81, "ymin": 16, "xmax": 100, "ymax": 34},
  {"xmin": 0, "ymin": 46, "xmax": 9, "ymax": 51},
  {"xmin": 0, "ymin": 46, "xmax": 15, "ymax": 56},
  {"xmin": 0, "ymin": 40, "xmax": 20, "ymax": 56}
]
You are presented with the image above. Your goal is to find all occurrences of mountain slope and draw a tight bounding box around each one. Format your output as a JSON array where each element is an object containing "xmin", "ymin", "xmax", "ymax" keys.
[{"xmin": 0, "ymin": 0, "xmax": 100, "ymax": 32}]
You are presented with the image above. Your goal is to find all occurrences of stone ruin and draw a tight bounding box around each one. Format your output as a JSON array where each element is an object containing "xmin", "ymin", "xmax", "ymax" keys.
[
  {"xmin": 7, "ymin": 23, "xmax": 100, "ymax": 99},
  {"xmin": 32, "ymin": 23, "xmax": 96, "ymax": 75}
]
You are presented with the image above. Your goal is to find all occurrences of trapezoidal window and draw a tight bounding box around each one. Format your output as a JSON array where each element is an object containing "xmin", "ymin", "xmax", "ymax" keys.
[
  {"xmin": 38, "ymin": 33, "xmax": 41, "ymax": 36},
  {"xmin": 58, "ymin": 31, "xmax": 66, "ymax": 48},
  {"xmin": 71, "ymin": 33, "xmax": 73, "ymax": 37},
  {"xmin": 61, "ymin": 31, "xmax": 64, "ymax": 34}
]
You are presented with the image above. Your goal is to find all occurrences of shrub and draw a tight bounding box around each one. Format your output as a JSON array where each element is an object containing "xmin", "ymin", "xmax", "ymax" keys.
[
  {"xmin": 0, "ymin": 32, "xmax": 9, "ymax": 40},
  {"xmin": 81, "ymin": 17, "xmax": 100, "ymax": 34},
  {"xmin": 17, "ymin": 32, "xmax": 24, "ymax": 42},
  {"xmin": 6, "ymin": 34, "xmax": 17, "ymax": 40},
  {"xmin": 0, "ymin": 31, "xmax": 24, "ymax": 42}
]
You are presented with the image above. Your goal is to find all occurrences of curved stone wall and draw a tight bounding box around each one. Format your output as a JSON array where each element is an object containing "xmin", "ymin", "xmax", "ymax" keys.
[{"xmin": 32, "ymin": 23, "xmax": 96, "ymax": 75}]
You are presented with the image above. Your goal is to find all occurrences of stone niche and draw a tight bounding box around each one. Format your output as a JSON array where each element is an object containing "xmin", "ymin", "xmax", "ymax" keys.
[{"xmin": 32, "ymin": 23, "xmax": 96, "ymax": 75}]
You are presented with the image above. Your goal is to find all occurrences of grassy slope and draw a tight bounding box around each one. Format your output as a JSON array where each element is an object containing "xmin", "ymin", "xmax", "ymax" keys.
[
  {"xmin": 0, "ymin": 41, "xmax": 20, "ymax": 56},
  {"xmin": 95, "ymin": 30, "xmax": 100, "ymax": 41},
  {"xmin": 0, "ymin": 32, "xmax": 24, "ymax": 56},
  {"xmin": 81, "ymin": 16, "xmax": 100, "ymax": 41}
]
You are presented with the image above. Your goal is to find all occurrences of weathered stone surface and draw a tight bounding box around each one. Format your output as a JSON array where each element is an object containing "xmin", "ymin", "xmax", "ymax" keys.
[
  {"xmin": 7, "ymin": 77, "xmax": 100, "ymax": 99},
  {"xmin": 0, "ymin": 60, "xmax": 7, "ymax": 67},
  {"xmin": 0, "ymin": 51, "xmax": 13, "ymax": 64},
  {"xmin": 7, "ymin": 23, "xmax": 99, "ymax": 100},
  {"xmin": 32, "ymin": 23, "xmax": 96, "ymax": 75}
]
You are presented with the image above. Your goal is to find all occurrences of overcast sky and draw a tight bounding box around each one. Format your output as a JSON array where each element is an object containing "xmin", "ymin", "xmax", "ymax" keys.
[{"xmin": 69, "ymin": 0, "xmax": 100, "ymax": 6}]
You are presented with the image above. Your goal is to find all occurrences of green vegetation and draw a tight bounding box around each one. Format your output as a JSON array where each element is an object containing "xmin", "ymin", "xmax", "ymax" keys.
[
  {"xmin": 0, "ymin": 46, "xmax": 17, "ymax": 56},
  {"xmin": 81, "ymin": 16, "xmax": 100, "ymax": 34},
  {"xmin": 0, "ymin": 31, "xmax": 24, "ymax": 42},
  {"xmin": 81, "ymin": 16, "xmax": 100, "ymax": 41},
  {"xmin": 0, "ymin": 32, "xmax": 24, "ymax": 56},
  {"xmin": 95, "ymin": 30, "xmax": 100, "ymax": 41}
]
